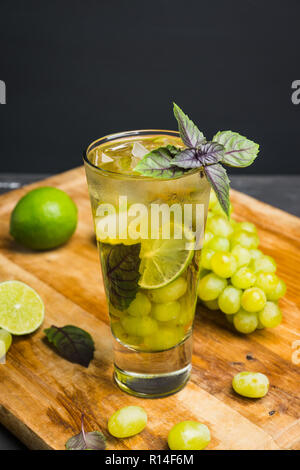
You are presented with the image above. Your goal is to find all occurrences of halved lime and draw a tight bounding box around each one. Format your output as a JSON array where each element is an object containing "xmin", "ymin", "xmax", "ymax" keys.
[
  {"xmin": 138, "ymin": 225, "xmax": 195, "ymax": 289},
  {"xmin": 0, "ymin": 281, "xmax": 45, "ymax": 335}
]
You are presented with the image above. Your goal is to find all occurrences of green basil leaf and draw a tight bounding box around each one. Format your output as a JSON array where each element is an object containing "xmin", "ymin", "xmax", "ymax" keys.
[
  {"xmin": 100, "ymin": 242, "xmax": 141, "ymax": 310},
  {"xmin": 204, "ymin": 163, "xmax": 230, "ymax": 216},
  {"xmin": 213, "ymin": 131, "xmax": 259, "ymax": 167},
  {"xmin": 44, "ymin": 325, "xmax": 95, "ymax": 368},
  {"xmin": 173, "ymin": 102, "xmax": 206, "ymax": 148},
  {"xmin": 133, "ymin": 146, "xmax": 186, "ymax": 179}
]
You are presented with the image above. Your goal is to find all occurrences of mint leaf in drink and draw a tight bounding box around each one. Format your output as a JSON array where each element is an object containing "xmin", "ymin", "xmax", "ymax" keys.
[
  {"xmin": 134, "ymin": 146, "xmax": 186, "ymax": 179},
  {"xmin": 213, "ymin": 131, "xmax": 259, "ymax": 167},
  {"xmin": 100, "ymin": 242, "xmax": 141, "ymax": 310},
  {"xmin": 66, "ymin": 414, "xmax": 106, "ymax": 450},
  {"xmin": 204, "ymin": 163, "xmax": 230, "ymax": 216},
  {"xmin": 173, "ymin": 102, "xmax": 206, "ymax": 148},
  {"xmin": 44, "ymin": 325, "xmax": 95, "ymax": 367}
]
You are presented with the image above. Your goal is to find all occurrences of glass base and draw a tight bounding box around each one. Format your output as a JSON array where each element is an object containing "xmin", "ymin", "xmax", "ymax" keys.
[{"xmin": 113, "ymin": 334, "xmax": 192, "ymax": 398}]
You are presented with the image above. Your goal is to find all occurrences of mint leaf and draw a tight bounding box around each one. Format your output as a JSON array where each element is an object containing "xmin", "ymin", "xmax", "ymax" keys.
[
  {"xmin": 197, "ymin": 142, "xmax": 225, "ymax": 165},
  {"xmin": 100, "ymin": 242, "xmax": 141, "ymax": 310},
  {"xmin": 204, "ymin": 163, "xmax": 230, "ymax": 216},
  {"xmin": 171, "ymin": 142, "xmax": 224, "ymax": 169},
  {"xmin": 44, "ymin": 325, "xmax": 95, "ymax": 367},
  {"xmin": 134, "ymin": 146, "xmax": 186, "ymax": 179},
  {"xmin": 66, "ymin": 414, "xmax": 106, "ymax": 450},
  {"xmin": 171, "ymin": 148, "xmax": 198, "ymax": 168},
  {"xmin": 173, "ymin": 103, "xmax": 205, "ymax": 148},
  {"xmin": 213, "ymin": 131, "xmax": 259, "ymax": 167}
]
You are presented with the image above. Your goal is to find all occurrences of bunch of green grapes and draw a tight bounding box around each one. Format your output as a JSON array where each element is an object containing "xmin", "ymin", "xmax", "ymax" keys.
[{"xmin": 198, "ymin": 192, "xmax": 286, "ymax": 334}]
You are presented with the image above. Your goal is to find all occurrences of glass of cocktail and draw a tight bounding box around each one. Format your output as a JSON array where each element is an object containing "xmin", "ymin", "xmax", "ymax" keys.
[{"xmin": 84, "ymin": 130, "xmax": 210, "ymax": 397}]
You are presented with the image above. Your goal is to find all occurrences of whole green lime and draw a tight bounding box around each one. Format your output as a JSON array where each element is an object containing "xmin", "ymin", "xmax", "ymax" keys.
[{"xmin": 10, "ymin": 187, "xmax": 78, "ymax": 250}]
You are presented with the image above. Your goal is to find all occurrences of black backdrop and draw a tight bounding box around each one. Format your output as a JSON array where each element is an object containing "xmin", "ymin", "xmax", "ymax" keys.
[{"xmin": 0, "ymin": 0, "xmax": 299, "ymax": 174}]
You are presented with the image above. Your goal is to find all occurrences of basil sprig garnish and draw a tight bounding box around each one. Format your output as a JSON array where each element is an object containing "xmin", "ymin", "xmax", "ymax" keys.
[{"xmin": 134, "ymin": 103, "xmax": 259, "ymax": 216}]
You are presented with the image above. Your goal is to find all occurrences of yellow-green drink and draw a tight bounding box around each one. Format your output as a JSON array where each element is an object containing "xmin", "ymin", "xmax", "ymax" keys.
[{"xmin": 84, "ymin": 130, "xmax": 210, "ymax": 397}]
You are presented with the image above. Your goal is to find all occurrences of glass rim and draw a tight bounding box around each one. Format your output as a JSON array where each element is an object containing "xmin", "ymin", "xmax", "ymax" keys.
[{"xmin": 83, "ymin": 129, "xmax": 199, "ymax": 180}]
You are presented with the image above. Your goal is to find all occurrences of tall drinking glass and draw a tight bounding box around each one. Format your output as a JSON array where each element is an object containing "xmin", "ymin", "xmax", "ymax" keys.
[{"xmin": 84, "ymin": 130, "xmax": 210, "ymax": 397}]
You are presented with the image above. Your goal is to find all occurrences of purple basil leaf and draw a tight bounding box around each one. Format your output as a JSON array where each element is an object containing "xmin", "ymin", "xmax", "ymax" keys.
[
  {"xmin": 66, "ymin": 415, "xmax": 106, "ymax": 450},
  {"xmin": 213, "ymin": 131, "xmax": 259, "ymax": 167},
  {"xmin": 133, "ymin": 146, "xmax": 186, "ymax": 179},
  {"xmin": 44, "ymin": 325, "xmax": 95, "ymax": 367},
  {"xmin": 197, "ymin": 141, "xmax": 224, "ymax": 165},
  {"xmin": 171, "ymin": 148, "xmax": 199, "ymax": 168},
  {"xmin": 204, "ymin": 163, "xmax": 230, "ymax": 216},
  {"xmin": 100, "ymin": 242, "xmax": 141, "ymax": 310},
  {"xmin": 173, "ymin": 103, "xmax": 205, "ymax": 148}
]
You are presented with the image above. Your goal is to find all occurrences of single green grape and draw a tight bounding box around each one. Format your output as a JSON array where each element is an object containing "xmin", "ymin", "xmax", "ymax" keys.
[
  {"xmin": 249, "ymin": 248, "xmax": 263, "ymax": 260},
  {"xmin": 235, "ymin": 221, "xmax": 257, "ymax": 234},
  {"xmin": 168, "ymin": 421, "xmax": 211, "ymax": 450},
  {"xmin": 230, "ymin": 230, "xmax": 259, "ymax": 249},
  {"xmin": 108, "ymin": 406, "xmax": 147, "ymax": 438},
  {"xmin": 267, "ymin": 278, "xmax": 287, "ymax": 301},
  {"xmin": 203, "ymin": 230, "xmax": 214, "ymax": 246},
  {"xmin": 241, "ymin": 287, "xmax": 266, "ymax": 312},
  {"xmin": 201, "ymin": 248, "xmax": 215, "ymax": 270},
  {"xmin": 203, "ymin": 299, "xmax": 219, "ymax": 310},
  {"xmin": 250, "ymin": 255, "xmax": 276, "ymax": 273},
  {"xmin": 207, "ymin": 215, "xmax": 233, "ymax": 238},
  {"xmin": 144, "ymin": 326, "xmax": 184, "ymax": 351},
  {"xmin": 128, "ymin": 292, "xmax": 151, "ymax": 317},
  {"xmin": 121, "ymin": 315, "xmax": 158, "ymax": 337},
  {"xmin": 211, "ymin": 251, "xmax": 237, "ymax": 278},
  {"xmin": 233, "ymin": 309, "xmax": 258, "ymax": 333},
  {"xmin": 231, "ymin": 267, "xmax": 256, "ymax": 289},
  {"xmin": 111, "ymin": 321, "xmax": 127, "ymax": 341},
  {"xmin": 258, "ymin": 302, "xmax": 282, "ymax": 328},
  {"xmin": 152, "ymin": 300, "xmax": 180, "ymax": 322},
  {"xmin": 232, "ymin": 371, "xmax": 269, "ymax": 398},
  {"xmin": 231, "ymin": 244, "xmax": 251, "ymax": 268},
  {"xmin": 0, "ymin": 329, "xmax": 12, "ymax": 358},
  {"xmin": 148, "ymin": 277, "xmax": 187, "ymax": 303},
  {"xmin": 255, "ymin": 272, "xmax": 279, "ymax": 296},
  {"xmin": 218, "ymin": 286, "xmax": 242, "ymax": 314},
  {"xmin": 208, "ymin": 236, "xmax": 230, "ymax": 252},
  {"xmin": 198, "ymin": 273, "xmax": 227, "ymax": 301}
]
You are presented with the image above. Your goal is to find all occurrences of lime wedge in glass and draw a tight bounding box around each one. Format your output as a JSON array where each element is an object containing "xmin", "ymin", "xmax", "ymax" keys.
[
  {"xmin": 138, "ymin": 224, "xmax": 195, "ymax": 289},
  {"xmin": 0, "ymin": 281, "xmax": 45, "ymax": 335}
]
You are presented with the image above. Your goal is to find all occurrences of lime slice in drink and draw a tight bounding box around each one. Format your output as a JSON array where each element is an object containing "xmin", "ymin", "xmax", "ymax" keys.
[
  {"xmin": 0, "ymin": 281, "xmax": 45, "ymax": 335},
  {"xmin": 138, "ymin": 224, "xmax": 195, "ymax": 289}
]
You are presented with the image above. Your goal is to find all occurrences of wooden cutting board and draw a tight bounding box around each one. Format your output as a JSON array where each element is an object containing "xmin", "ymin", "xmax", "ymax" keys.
[{"xmin": 0, "ymin": 166, "xmax": 299, "ymax": 450}]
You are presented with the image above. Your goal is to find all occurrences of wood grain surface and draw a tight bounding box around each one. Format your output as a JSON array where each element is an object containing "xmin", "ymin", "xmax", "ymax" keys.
[{"xmin": 0, "ymin": 166, "xmax": 299, "ymax": 450}]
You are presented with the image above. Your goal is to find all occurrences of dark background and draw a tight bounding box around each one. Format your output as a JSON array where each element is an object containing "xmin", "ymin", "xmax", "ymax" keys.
[{"xmin": 0, "ymin": 0, "xmax": 299, "ymax": 174}]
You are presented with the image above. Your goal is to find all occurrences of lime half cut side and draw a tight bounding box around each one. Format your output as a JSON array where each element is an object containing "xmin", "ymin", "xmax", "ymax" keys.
[
  {"xmin": 0, "ymin": 281, "xmax": 45, "ymax": 335},
  {"xmin": 138, "ymin": 225, "xmax": 195, "ymax": 290}
]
